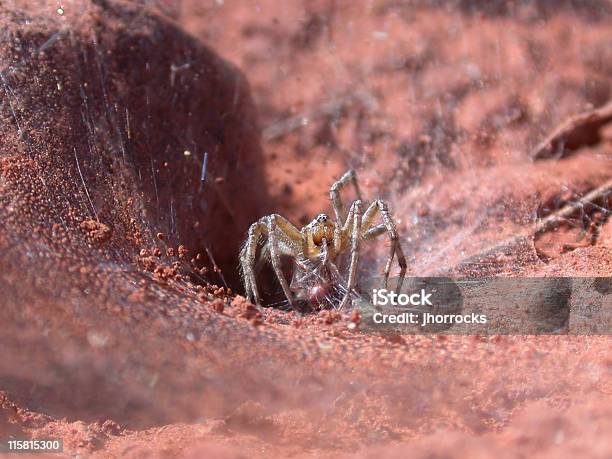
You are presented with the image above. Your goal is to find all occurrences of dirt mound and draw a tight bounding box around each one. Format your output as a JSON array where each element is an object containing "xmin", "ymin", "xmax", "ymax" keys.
[{"xmin": 0, "ymin": 0, "xmax": 267, "ymax": 275}]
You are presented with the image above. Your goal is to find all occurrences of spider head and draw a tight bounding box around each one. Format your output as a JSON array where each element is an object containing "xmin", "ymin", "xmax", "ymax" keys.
[{"xmin": 307, "ymin": 213, "xmax": 335, "ymax": 246}]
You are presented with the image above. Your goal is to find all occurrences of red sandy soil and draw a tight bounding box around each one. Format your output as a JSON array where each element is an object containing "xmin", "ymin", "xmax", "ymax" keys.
[{"xmin": 0, "ymin": 1, "xmax": 611, "ymax": 458}]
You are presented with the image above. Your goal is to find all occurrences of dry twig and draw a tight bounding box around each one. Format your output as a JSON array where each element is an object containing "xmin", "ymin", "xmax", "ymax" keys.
[{"xmin": 531, "ymin": 101, "xmax": 612, "ymax": 160}]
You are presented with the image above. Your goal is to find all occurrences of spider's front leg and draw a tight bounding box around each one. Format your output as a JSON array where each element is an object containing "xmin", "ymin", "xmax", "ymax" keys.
[
  {"xmin": 240, "ymin": 214, "xmax": 303, "ymax": 307},
  {"xmin": 240, "ymin": 221, "xmax": 267, "ymax": 305},
  {"xmin": 330, "ymin": 169, "xmax": 362, "ymax": 222},
  {"xmin": 361, "ymin": 200, "xmax": 407, "ymax": 294},
  {"xmin": 265, "ymin": 214, "xmax": 302, "ymax": 309},
  {"xmin": 338, "ymin": 200, "xmax": 363, "ymax": 310}
]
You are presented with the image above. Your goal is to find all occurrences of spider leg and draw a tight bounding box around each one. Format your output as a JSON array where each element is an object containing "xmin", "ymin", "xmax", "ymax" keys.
[
  {"xmin": 339, "ymin": 200, "xmax": 363, "ymax": 310},
  {"xmin": 361, "ymin": 200, "xmax": 407, "ymax": 294},
  {"xmin": 363, "ymin": 224, "xmax": 386, "ymax": 240},
  {"xmin": 330, "ymin": 169, "xmax": 363, "ymax": 222},
  {"xmin": 266, "ymin": 214, "xmax": 301, "ymax": 308},
  {"xmin": 240, "ymin": 221, "xmax": 266, "ymax": 305},
  {"xmin": 240, "ymin": 214, "xmax": 303, "ymax": 307}
]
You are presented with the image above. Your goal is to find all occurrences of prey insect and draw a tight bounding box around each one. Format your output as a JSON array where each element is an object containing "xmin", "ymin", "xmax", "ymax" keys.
[{"xmin": 240, "ymin": 170, "xmax": 407, "ymax": 310}]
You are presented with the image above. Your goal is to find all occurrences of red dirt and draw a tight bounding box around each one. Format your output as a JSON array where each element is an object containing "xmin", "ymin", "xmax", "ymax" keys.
[{"xmin": 0, "ymin": 1, "xmax": 611, "ymax": 458}]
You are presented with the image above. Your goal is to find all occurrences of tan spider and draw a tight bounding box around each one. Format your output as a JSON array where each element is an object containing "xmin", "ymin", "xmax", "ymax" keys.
[{"xmin": 240, "ymin": 170, "xmax": 407, "ymax": 310}]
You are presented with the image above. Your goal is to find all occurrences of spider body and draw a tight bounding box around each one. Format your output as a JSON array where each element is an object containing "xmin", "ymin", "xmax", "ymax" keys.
[{"xmin": 240, "ymin": 170, "xmax": 407, "ymax": 310}]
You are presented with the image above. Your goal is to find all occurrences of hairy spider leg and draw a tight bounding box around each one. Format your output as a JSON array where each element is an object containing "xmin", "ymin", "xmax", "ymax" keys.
[
  {"xmin": 240, "ymin": 220, "xmax": 265, "ymax": 304},
  {"xmin": 338, "ymin": 200, "xmax": 363, "ymax": 309},
  {"xmin": 361, "ymin": 200, "xmax": 407, "ymax": 295},
  {"xmin": 330, "ymin": 169, "xmax": 363, "ymax": 223},
  {"xmin": 266, "ymin": 215, "xmax": 300, "ymax": 308},
  {"xmin": 240, "ymin": 214, "xmax": 303, "ymax": 306}
]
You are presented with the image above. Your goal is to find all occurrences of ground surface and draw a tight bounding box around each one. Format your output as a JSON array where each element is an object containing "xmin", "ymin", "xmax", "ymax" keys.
[{"xmin": 0, "ymin": 1, "xmax": 611, "ymax": 458}]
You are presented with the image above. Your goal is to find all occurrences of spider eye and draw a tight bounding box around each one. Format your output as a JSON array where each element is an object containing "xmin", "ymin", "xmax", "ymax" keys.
[{"xmin": 317, "ymin": 214, "xmax": 328, "ymax": 223}]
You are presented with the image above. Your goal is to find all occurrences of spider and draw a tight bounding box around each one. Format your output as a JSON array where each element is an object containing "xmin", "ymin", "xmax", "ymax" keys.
[{"xmin": 240, "ymin": 170, "xmax": 407, "ymax": 310}]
